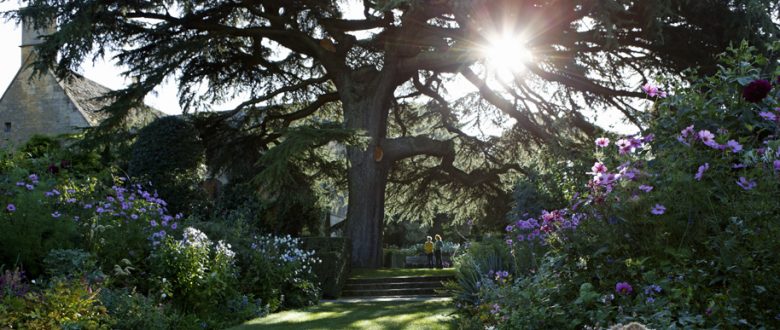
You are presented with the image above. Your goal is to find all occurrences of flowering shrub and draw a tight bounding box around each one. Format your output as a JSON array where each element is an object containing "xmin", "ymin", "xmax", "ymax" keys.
[
  {"xmin": 150, "ymin": 227, "xmax": 238, "ymax": 313},
  {"xmin": 455, "ymin": 42, "xmax": 780, "ymax": 328},
  {"xmin": 242, "ymin": 234, "xmax": 321, "ymax": 310}
]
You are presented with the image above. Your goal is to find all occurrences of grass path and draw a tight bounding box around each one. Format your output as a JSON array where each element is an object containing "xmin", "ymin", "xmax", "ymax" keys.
[
  {"xmin": 349, "ymin": 267, "xmax": 456, "ymax": 279},
  {"xmin": 230, "ymin": 299, "xmax": 456, "ymax": 330}
]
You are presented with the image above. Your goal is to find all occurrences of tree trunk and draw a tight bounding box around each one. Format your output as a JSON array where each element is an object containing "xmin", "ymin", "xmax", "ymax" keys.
[{"xmin": 345, "ymin": 146, "xmax": 388, "ymax": 268}]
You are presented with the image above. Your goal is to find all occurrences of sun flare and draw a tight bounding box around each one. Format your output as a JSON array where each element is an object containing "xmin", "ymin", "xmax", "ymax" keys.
[{"xmin": 481, "ymin": 33, "xmax": 534, "ymax": 74}]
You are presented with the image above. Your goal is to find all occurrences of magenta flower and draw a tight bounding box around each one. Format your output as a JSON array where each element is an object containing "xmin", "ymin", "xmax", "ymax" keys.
[
  {"xmin": 726, "ymin": 140, "xmax": 742, "ymax": 153},
  {"xmin": 743, "ymin": 79, "xmax": 771, "ymax": 103},
  {"xmin": 694, "ymin": 163, "xmax": 710, "ymax": 181},
  {"xmin": 736, "ymin": 177, "xmax": 756, "ymax": 190},
  {"xmin": 6, "ymin": 204, "xmax": 16, "ymax": 212},
  {"xmin": 638, "ymin": 184, "xmax": 653, "ymax": 193},
  {"xmin": 651, "ymin": 204, "xmax": 666, "ymax": 215},
  {"xmin": 595, "ymin": 137, "xmax": 610, "ymax": 148},
  {"xmin": 615, "ymin": 282, "xmax": 633, "ymax": 295}
]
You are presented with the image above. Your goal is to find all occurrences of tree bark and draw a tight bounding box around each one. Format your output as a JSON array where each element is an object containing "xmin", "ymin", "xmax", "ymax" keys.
[
  {"xmin": 340, "ymin": 73, "xmax": 394, "ymax": 268},
  {"xmin": 345, "ymin": 146, "xmax": 388, "ymax": 268}
]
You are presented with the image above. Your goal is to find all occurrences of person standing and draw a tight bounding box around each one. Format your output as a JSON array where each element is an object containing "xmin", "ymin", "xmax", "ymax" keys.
[
  {"xmin": 434, "ymin": 234, "xmax": 444, "ymax": 269},
  {"xmin": 424, "ymin": 236, "xmax": 434, "ymax": 268}
]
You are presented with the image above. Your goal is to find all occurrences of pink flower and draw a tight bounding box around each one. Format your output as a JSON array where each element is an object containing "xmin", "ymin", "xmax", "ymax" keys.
[
  {"xmin": 638, "ymin": 184, "xmax": 653, "ymax": 193},
  {"xmin": 591, "ymin": 162, "xmax": 608, "ymax": 174},
  {"xmin": 651, "ymin": 204, "xmax": 666, "ymax": 215},
  {"xmin": 694, "ymin": 163, "xmax": 710, "ymax": 181},
  {"xmin": 595, "ymin": 137, "xmax": 610, "ymax": 148},
  {"xmin": 641, "ymin": 83, "xmax": 666, "ymax": 98},
  {"xmin": 736, "ymin": 177, "xmax": 756, "ymax": 190}
]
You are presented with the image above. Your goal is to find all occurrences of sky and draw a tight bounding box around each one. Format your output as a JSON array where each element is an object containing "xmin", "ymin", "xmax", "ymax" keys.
[
  {"xmin": 0, "ymin": 2, "xmax": 184, "ymax": 115},
  {"xmin": 0, "ymin": 1, "xmax": 638, "ymax": 133}
]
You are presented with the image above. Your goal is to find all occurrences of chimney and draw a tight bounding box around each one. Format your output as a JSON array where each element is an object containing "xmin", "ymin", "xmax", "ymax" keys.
[{"xmin": 20, "ymin": 15, "xmax": 55, "ymax": 63}]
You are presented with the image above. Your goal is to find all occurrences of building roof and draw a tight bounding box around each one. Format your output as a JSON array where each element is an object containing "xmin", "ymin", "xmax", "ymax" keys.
[{"xmin": 57, "ymin": 72, "xmax": 163, "ymax": 127}]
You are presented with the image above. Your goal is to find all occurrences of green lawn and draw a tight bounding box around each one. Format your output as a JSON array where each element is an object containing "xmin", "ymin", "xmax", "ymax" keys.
[
  {"xmin": 230, "ymin": 300, "xmax": 455, "ymax": 330},
  {"xmin": 349, "ymin": 267, "xmax": 456, "ymax": 279}
]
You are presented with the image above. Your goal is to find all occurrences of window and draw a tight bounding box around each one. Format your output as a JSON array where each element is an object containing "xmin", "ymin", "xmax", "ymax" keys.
[{"xmin": 4, "ymin": 122, "xmax": 10, "ymax": 133}]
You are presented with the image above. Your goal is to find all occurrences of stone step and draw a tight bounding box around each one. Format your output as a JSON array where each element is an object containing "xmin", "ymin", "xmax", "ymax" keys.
[
  {"xmin": 343, "ymin": 281, "xmax": 444, "ymax": 291},
  {"xmin": 341, "ymin": 287, "xmax": 443, "ymax": 297},
  {"xmin": 345, "ymin": 275, "xmax": 454, "ymax": 285}
]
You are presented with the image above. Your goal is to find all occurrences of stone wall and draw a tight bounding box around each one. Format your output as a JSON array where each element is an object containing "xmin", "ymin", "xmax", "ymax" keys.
[{"xmin": 0, "ymin": 65, "xmax": 90, "ymax": 148}]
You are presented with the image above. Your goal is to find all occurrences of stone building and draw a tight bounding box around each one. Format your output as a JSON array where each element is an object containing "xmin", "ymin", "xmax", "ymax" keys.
[{"xmin": 0, "ymin": 20, "xmax": 160, "ymax": 148}]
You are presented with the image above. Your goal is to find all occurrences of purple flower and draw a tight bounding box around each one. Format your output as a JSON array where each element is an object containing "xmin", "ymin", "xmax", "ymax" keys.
[
  {"xmin": 616, "ymin": 139, "xmax": 633, "ymax": 154},
  {"xmin": 28, "ymin": 174, "xmax": 38, "ymax": 181},
  {"xmin": 726, "ymin": 140, "xmax": 742, "ymax": 153},
  {"xmin": 732, "ymin": 163, "xmax": 747, "ymax": 169},
  {"xmin": 25, "ymin": 184, "xmax": 34, "ymax": 191},
  {"xmin": 44, "ymin": 191, "xmax": 55, "ymax": 197},
  {"xmin": 150, "ymin": 220, "xmax": 158, "ymax": 227},
  {"xmin": 694, "ymin": 163, "xmax": 710, "ymax": 181},
  {"xmin": 638, "ymin": 184, "xmax": 653, "ymax": 193},
  {"xmin": 759, "ymin": 111, "xmax": 777, "ymax": 122},
  {"xmin": 84, "ymin": 204, "xmax": 93, "ymax": 209},
  {"xmin": 646, "ymin": 297, "xmax": 656, "ymax": 304},
  {"xmin": 505, "ymin": 225, "xmax": 514, "ymax": 232},
  {"xmin": 506, "ymin": 239, "xmax": 513, "ymax": 245},
  {"xmin": 644, "ymin": 284, "xmax": 662, "ymax": 295},
  {"xmin": 736, "ymin": 177, "xmax": 756, "ymax": 190},
  {"xmin": 171, "ymin": 222, "xmax": 178, "ymax": 230},
  {"xmin": 96, "ymin": 207, "xmax": 105, "ymax": 213},
  {"xmin": 15, "ymin": 181, "xmax": 24, "ymax": 186},
  {"xmin": 743, "ymin": 79, "xmax": 771, "ymax": 103},
  {"xmin": 130, "ymin": 214, "xmax": 139, "ymax": 220},
  {"xmin": 651, "ymin": 204, "xmax": 666, "ymax": 215},
  {"xmin": 774, "ymin": 160, "xmax": 780, "ymax": 171},
  {"xmin": 697, "ymin": 130, "xmax": 719, "ymax": 148},
  {"xmin": 615, "ymin": 282, "xmax": 633, "ymax": 295},
  {"xmin": 595, "ymin": 137, "xmax": 610, "ymax": 148},
  {"xmin": 66, "ymin": 198, "xmax": 77, "ymax": 204},
  {"xmin": 6, "ymin": 204, "xmax": 16, "ymax": 212},
  {"xmin": 51, "ymin": 211, "xmax": 61, "ymax": 218}
]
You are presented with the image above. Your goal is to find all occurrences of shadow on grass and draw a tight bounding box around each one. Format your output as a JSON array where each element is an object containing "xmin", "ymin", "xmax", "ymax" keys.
[{"xmin": 230, "ymin": 300, "xmax": 456, "ymax": 330}]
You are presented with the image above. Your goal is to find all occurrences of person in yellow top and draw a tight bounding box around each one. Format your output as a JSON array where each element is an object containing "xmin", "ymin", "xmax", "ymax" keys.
[{"xmin": 424, "ymin": 236, "xmax": 434, "ymax": 268}]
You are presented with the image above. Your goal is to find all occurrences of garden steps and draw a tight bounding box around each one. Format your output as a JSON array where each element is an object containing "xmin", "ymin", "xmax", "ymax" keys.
[{"xmin": 341, "ymin": 274, "xmax": 454, "ymax": 298}]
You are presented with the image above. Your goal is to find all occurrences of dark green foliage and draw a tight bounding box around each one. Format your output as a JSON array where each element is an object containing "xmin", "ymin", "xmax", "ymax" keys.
[
  {"xmin": 99, "ymin": 289, "xmax": 197, "ymax": 330},
  {"xmin": 20, "ymin": 135, "xmax": 61, "ymax": 158},
  {"xmin": 128, "ymin": 116, "xmax": 206, "ymax": 214},
  {"xmin": 42, "ymin": 249, "xmax": 99, "ymax": 280},
  {"xmin": 301, "ymin": 237, "xmax": 351, "ymax": 299}
]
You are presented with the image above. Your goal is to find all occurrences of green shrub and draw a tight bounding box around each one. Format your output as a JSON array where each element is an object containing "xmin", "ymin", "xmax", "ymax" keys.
[
  {"xmin": 43, "ymin": 249, "xmax": 101, "ymax": 281},
  {"xmin": 98, "ymin": 288, "xmax": 200, "ymax": 330},
  {"xmin": 0, "ymin": 279, "xmax": 114, "ymax": 330},
  {"xmin": 456, "ymin": 43, "xmax": 780, "ymax": 329},
  {"xmin": 302, "ymin": 237, "xmax": 350, "ymax": 299},
  {"xmin": 128, "ymin": 116, "xmax": 206, "ymax": 214}
]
